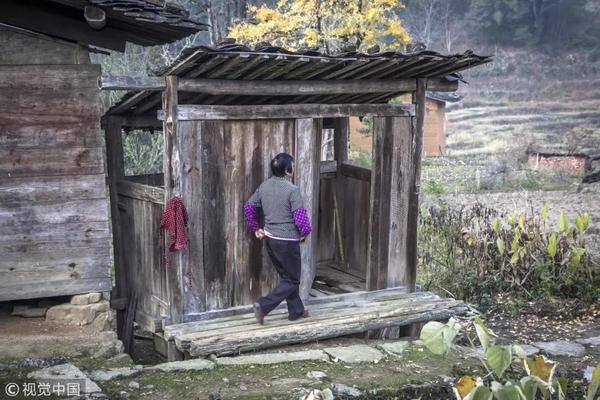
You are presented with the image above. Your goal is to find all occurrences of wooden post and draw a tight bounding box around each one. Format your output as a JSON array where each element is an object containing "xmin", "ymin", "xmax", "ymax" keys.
[
  {"xmin": 162, "ymin": 75, "xmax": 185, "ymax": 323},
  {"xmin": 104, "ymin": 116, "xmax": 130, "ymax": 348},
  {"xmin": 367, "ymin": 80, "xmax": 423, "ymax": 292},
  {"xmin": 295, "ymin": 118, "xmax": 322, "ymax": 301},
  {"xmin": 408, "ymin": 79, "xmax": 426, "ymax": 288},
  {"xmin": 333, "ymin": 117, "xmax": 349, "ymax": 165}
]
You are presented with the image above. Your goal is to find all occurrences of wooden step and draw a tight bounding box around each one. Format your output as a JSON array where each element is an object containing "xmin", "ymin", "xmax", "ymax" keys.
[{"xmin": 166, "ymin": 290, "xmax": 466, "ymax": 358}]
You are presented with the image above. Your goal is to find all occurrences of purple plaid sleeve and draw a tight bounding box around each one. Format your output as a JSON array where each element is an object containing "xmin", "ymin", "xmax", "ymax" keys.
[
  {"xmin": 293, "ymin": 207, "xmax": 312, "ymax": 237},
  {"xmin": 243, "ymin": 203, "xmax": 261, "ymax": 233}
]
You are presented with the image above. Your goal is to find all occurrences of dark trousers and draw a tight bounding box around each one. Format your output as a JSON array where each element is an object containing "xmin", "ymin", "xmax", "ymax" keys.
[{"xmin": 257, "ymin": 237, "xmax": 305, "ymax": 319}]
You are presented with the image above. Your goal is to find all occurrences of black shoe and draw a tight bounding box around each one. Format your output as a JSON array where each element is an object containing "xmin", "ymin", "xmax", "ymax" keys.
[
  {"xmin": 289, "ymin": 309, "xmax": 309, "ymax": 321},
  {"xmin": 253, "ymin": 302, "xmax": 265, "ymax": 325}
]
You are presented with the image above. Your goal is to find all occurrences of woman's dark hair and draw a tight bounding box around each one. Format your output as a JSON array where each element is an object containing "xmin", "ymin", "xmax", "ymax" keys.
[{"xmin": 271, "ymin": 153, "xmax": 294, "ymax": 177}]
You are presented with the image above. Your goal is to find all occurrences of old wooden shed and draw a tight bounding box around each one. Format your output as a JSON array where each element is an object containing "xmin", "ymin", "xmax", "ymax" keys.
[
  {"xmin": 102, "ymin": 44, "xmax": 490, "ymax": 357},
  {"xmin": 0, "ymin": 0, "xmax": 206, "ymax": 302}
]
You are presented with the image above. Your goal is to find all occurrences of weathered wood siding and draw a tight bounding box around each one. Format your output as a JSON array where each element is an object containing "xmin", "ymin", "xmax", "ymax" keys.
[
  {"xmin": 117, "ymin": 188, "xmax": 168, "ymax": 329},
  {"xmin": 0, "ymin": 26, "xmax": 90, "ymax": 65},
  {"xmin": 159, "ymin": 118, "xmax": 324, "ymax": 320},
  {"xmin": 0, "ymin": 63, "xmax": 111, "ymax": 301},
  {"xmin": 168, "ymin": 119, "xmax": 300, "ymax": 318},
  {"xmin": 316, "ymin": 178, "xmax": 336, "ymax": 263}
]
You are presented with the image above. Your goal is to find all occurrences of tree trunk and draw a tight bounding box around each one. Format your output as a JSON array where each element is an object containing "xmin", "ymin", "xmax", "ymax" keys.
[{"xmin": 208, "ymin": 0, "xmax": 247, "ymax": 44}]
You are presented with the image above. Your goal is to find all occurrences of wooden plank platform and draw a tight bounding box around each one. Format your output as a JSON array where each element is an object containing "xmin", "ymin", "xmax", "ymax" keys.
[{"xmin": 163, "ymin": 290, "xmax": 467, "ymax": 358}]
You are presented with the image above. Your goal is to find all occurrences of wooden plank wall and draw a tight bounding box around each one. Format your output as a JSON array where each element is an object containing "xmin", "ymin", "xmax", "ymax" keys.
[
  {"xmin": 367, "ymin": 81, "xmax": 423, "ymax": 293},
  {"xmin": 225, "ymin": 119, "xmax": 297, "ymax": 307},
  {"xmin": 0, "ymin": 64, "xmax": 111, "ymax": 300},
  {"xmin": 171, "ymin": 119, "xmax": 297, "ymax": 318},
  {"xmin": 117, "ymin": 191, "xmax": 168, "ymax": 329},
  {"xmin": 337, "ymin": 174, "xmax": 371, "ymax": 275},
  {"xmin": 0, "ymin": 27, "xmax": 90, "ymax": 65},
  {"xmin": 316, "ymin": 178, "xmax": 336, "ymax": 263}
]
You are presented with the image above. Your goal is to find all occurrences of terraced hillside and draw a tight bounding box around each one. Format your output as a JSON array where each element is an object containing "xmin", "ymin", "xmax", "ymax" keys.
[{"xmin": 448, "ymin": 50, "xmax": 600, "ymax": 157}]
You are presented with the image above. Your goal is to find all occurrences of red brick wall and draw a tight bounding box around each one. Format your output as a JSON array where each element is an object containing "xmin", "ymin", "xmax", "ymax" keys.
[{"xmin": 528, "ymin": 154, "xmax": 587, "ymax": 176}]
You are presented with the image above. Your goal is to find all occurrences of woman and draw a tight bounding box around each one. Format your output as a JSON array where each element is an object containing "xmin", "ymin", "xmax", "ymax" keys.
[{"xmin": 243, "ymin": 153, "xmax": 312, "ymax": 324}]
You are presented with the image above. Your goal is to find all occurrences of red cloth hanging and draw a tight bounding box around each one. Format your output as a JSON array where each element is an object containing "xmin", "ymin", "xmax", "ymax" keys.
[
  {"xmin": 160, "ymin": 196, "xmax": 189, "ymax": 252},
  {"xmin": 160, "ymin": 196, "xmax": 192, "ymax": 288}
]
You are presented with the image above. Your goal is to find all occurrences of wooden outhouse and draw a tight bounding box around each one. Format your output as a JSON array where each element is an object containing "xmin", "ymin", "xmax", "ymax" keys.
[
  {"xmin": 102, "ymin": 44, "xmax": 490, "ymax": 357},
  {"xmin": 0, "ymin": 0, "xmax": 205, "ymax": 302}
]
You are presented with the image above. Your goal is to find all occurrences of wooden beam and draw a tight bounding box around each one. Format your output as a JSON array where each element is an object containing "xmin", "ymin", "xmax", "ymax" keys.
[
  {"xmin": 99, "ymin": 76, "xmax": 165, "ymax": 91},
  {"xmin": 117, "ymin": 180, "xmax": 164, "ymax": 205},
  {"xmin": 162, "ymin": 104, "xmax": 414, "ymax": 121},
  {"xmin": 104, "ymin": 115, "xmax": 129, "ymax": 343},
  {"xmin": 295, "ymin": 118, "xmax": 322, "ymax": 302},
  {"xmin": 162, "ymin": 76, "xmax": 184, "ymax": 324},
  {"xmin": 340, "ymin": 163, "xmax": 371, "ymax": 182},
  {"xmin": 320, "ymin": 160, "xmax": 338, "ymax": 175},
  {"xmin": 178, "ymin": 78, "xmax": 418, "ymax": 95},
  {"xmin": 100, "ymin": 77, "xmax": 458, "ymax": 94},
  {"xmin": 101, "ymin": 114, "xmax": 162, "ymax": 129},
  {"xmin": 121, "ymin": 115, "xmax": 163, "ymax": 129},
  {"xmin": 333, "ymin": 118, "xmax": 349, "ymax": 165},
  {"xmin": 427, "ymin": 78, "xmax": 458, "ymax": 92}
]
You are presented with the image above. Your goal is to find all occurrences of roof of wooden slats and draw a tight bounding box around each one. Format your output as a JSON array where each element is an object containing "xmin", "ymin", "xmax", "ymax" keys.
[{"xmin": 107, "ymin": 43, "xmax": 491, "ymax": 115}]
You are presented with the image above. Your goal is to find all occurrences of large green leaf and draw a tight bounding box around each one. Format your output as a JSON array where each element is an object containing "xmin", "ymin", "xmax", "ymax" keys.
[
  {"xmin": 420, "ymin": 320, "xmax": 458, "ymax": 355},
  {"xmin": 557, "ymin": 377, "xmax": 568, "ymax": 400},
  {"xmin": 541, "ymin": 204, "xmax": 548, "ymax": 223},
  {"xmin": 492, "ymin": 218, "xmax": 501, "ymax": 235},
  {"xmin": 569, "ymin": 246, "xmax": 586, "ymax": 267},
  {"xmin": 575, "ymin": 213, "xmax": 590, "ymax": 232},
  {"xmin": 519, "ymin": 377, "xmax": 538, "ymax": 400},
  {"xmin": 492, "ymin": 382, "xmax": 526, "ymax": 400},
  {"xmin": 497, "ymin": 238, "xmax": 505, "ymax": 256},
  {"xmin": 474, "ymin": 316, "xmax": 493, "ymax": 352},
  {"xmin": 486, "ymin": 345, "xmax": 512, "ymax": 378},
  {"xmin": 547, "ymin": 233, "xmax": 557, "ymax": 259},
  {"xmin": 558, "ymin": 212, "xmax": 569, "ymax": 233},
  {"xmin": 587, "ymin": 362, "xmax": 600, "ymax": 400},
  {"xmin": 468, "ymin": 386, "xmax": 493, "ymax": 400},
  {"xmin": 518, "ymin": 214, "xmax": 525, "ymax": 230},
  {"xmin": 512, "ymin": 345, "xmax": 527, "ymax": 359}
]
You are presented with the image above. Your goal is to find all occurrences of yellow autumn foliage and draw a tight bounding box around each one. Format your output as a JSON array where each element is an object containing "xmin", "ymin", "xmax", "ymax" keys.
[{"xmin": 228, "ymin": 0, "xmax": 410, "ymax": 53}]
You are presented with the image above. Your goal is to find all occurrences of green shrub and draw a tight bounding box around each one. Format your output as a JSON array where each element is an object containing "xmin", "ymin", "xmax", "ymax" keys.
[
  {"xmin": 420, "ymin": 316, "xmax": 600, "ymax": 400},
  {"xmin": 122, "ymin": 129, "xmax": 163, "ymax": 176},
  {"xmin": 349, "ymin": 145, "xmax": 372, "ymax": 169},
  {"xmin": 417, "ymin": 202, "xmax": 599, "ymax": 305},
  {"xmin": 423, "ymin": 179, "xmax": 446, "ymax": 194}
]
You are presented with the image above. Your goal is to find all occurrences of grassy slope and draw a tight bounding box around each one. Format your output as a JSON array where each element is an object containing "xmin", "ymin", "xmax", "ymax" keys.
[
  {"xmin": 449, "ymin": 49, "xmax": 600, "ymax": 157},
  {"xmin": 420, "ymin": 49, "xmax": 600, "ymax": 193}
]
